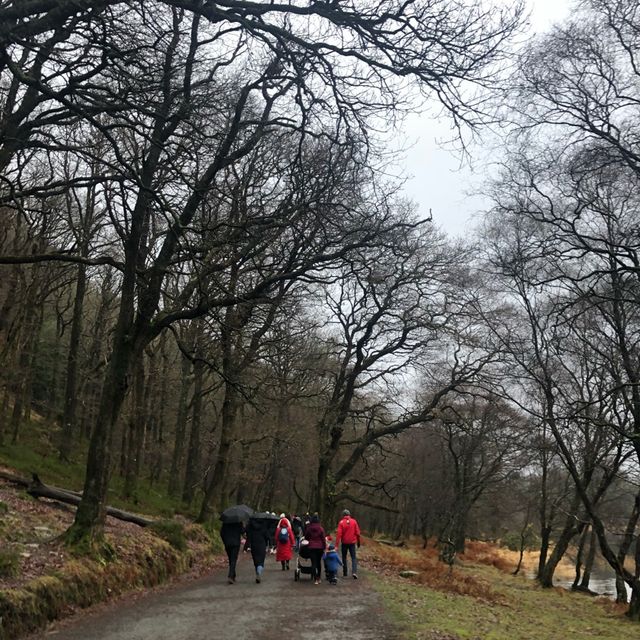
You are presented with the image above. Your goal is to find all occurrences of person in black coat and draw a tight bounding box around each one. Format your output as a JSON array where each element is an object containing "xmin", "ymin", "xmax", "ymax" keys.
[
  {"xmin": 220, "ymin": 521, "xmax": 244, "ymax": 584},
  {"xmin": 266, "ymin": 514, "xmax": 278, "ymax": 554},
  {"xmin": 291, "ymin": 514, "xmax": 303, "ymax": 550},
  {"xmin": 245, "ymin": 518, "xmax": 270, "ymax": 583}
]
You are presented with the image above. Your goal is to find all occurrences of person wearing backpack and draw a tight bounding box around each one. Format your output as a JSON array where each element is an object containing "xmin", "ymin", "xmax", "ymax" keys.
[{"xmin": 275, "ymin": 513, "xmax": 294, "ymax": 570}]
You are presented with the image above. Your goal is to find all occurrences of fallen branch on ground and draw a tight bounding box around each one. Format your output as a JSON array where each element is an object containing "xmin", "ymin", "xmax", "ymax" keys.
[{"xmin": 0, "ymin": 470, "xmax": 154, "ymax": 527}]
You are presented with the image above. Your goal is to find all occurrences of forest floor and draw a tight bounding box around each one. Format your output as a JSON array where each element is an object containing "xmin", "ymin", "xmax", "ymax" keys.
[
  {"xmin": 0, "ymin": 467, "xmax": 225, "ymax": 640},
  {"xmin": 1, "ymin": 455, "xmax": 637, "ymax": 639},
  {"xmin": 0, "ymin": 469, "xmax": 224, "ymax": 593}
]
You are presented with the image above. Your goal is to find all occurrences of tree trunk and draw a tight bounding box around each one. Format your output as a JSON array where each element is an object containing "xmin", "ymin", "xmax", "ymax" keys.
[
  {"xmin": 79, "ymin": 271, "xmax": 114, "ymax": 441},
  {"xmin": 46, "ymin": 330, "xmax": 62, "ymax": 423},
  {"xmin": 628, "ymin": 594, "xmax": 640, "ymax": 622},
  {"xmin": 452, "ymin": 501, "xmax": 471, "ymax": 554},
  {"xmin": 615, "ymin": 492, "xmax": 640, "ymax": 603},
  {"xmin": 537, "ymin": 527, "xmax": 552, "ymax": 580},
  {"xmin": 182, "ymin": 356, "xmax": 204, "ymax": 505},
  {"xmin": 539, "ymin": 516, "xmax": 581, "ymax": 588},
  {"xmin": 59, "ymin": 262, "xmax": 87, "ymax": 460},
  {"xmin": 10, "ymin": 302, "xmax": 42, "ymax": 443},
  {"xmin": 123, "ymin": 358, "xmax": 146, "ymax": 500},
  {"xmin": 316, "ymin": 425, "xmax": 341, "ymax": 516},
  {"xmin": 197, "ymin": 378, "xmax": 238, "ymax": 521},
  {"xmin": 571, "ymin": 524, "xmax": 589, "ymax": 590},
  {"xmin": 513, "ymin": 510, "xmax": 532, "ymax": 576},
  {"xmin": 234, "ymin": 440, "xmax": 251, "ymax": 505},
  {"xmin": 578, "ymin": 526, "xmax": 597, "ymax": 592},
  {"xmin": 0, "ymin": 385, "xmax": 8, "ymax": 445},
  {"xmin": 66, "ymin": 269, "xmax": 139, "ymax": 545},
  {"xmin": 260, "ymin": 437, "xmax": 279, "ymax": 511},
  {"xmin": 149, "ymin": 336, "xmax": 169, "ymax": 486},
  {"xmin": 168, "ymin": 353, "xmax": 191, "ymax": 496}
]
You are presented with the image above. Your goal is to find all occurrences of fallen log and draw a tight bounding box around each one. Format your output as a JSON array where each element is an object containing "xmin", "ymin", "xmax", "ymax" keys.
[
  {"xmin": 375, "ymin": 538, "xmax": 406, "ymax": 547},
  {"xmin": 0, "ymin": 468, "xmax": 30, "ymax": 487},
  {"xmin": 0, "ymin": 470, "xmax": 154, "ymax": 527}
]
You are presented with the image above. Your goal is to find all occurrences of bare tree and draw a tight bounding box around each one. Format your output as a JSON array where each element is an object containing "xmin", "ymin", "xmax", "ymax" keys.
[
  {"xmin": 307, "ymin": 221, "xmax": 496, "ymax": 516},
  {"xmin": 1, "ymin": 0, "xmax": 523, "ymax": 547}
]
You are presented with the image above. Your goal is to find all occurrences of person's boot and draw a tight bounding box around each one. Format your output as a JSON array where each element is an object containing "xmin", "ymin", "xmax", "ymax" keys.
[
  {"xmin": 286, "ymin": 560, "xmax": 290, "ymax": 570},
  {"xmin": 281, "ymin": 561, "xmax": 286, "ymax": 571}
]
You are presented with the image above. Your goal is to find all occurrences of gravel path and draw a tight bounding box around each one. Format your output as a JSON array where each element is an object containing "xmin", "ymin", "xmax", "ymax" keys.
[{"xmin": 31, "ymin": 553, "xmax": 399, "ymax": 640}]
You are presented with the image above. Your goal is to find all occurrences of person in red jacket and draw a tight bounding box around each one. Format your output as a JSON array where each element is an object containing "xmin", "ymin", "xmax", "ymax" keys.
[
  {"xmin": 335, "ymin": 509, "xmax": 361, "ymax": 579},
  {"xmin": 275, "ymin": 513, "xmax": 294, "ymax": 571}
]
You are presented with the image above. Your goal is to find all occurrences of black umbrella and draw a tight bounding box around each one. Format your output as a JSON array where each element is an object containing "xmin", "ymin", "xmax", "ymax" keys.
[
  {"xmin": 220, "ymin": 504, "xmax": 254, "ymax": 523},
  {"xmin": 250, "ymin": 511, "xmax": 280, "ymax": 521}
]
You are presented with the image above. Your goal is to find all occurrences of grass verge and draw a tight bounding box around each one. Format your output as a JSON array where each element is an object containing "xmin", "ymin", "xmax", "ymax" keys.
[{"xmin": 365, "ymin": 540, "xmax": 634, "ymax": 640}]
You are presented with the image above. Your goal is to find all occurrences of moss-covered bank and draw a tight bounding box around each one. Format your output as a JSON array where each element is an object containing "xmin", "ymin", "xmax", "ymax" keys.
[{"xmin": 0, "ymin": 526, "xmax": 219, "ymax": 640}]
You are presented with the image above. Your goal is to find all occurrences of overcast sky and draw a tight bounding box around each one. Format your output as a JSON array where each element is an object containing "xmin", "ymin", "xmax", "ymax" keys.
[{"xmin": 397, "ymin": 0, "xmax": 573, "ymax": 238}]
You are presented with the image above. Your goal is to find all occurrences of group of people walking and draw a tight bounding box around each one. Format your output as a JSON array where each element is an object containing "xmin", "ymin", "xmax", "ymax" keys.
[{"xmin": 220, "ymin": 508, "xmax": 361, "ymax": 586}]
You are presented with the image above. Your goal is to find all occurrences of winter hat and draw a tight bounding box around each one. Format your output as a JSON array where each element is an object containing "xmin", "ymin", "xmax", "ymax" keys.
[
  {"xmin": 342, "ymin": 509, "xmax": 350, "ymax": 516},
  {"xmin": 279, "ymin": 513, "xmax": 286, "ymax": 519},
  {"xmin": 328, "ymin": 543, "xmax": 335, "ymax": 550}
]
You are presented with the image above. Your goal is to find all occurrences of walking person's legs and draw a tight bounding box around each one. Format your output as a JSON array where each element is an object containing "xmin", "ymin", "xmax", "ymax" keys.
[
  {"xmin": 311, "ymin": 549, "xmax": 322, "ymax": 584},
  {"xmin": 252, "ymin": 550, "xmax": 266, "ymax": 583},
  {"xmin": 341, "ymin": 543, "xmax": 348, "ymax": 576},
  {"xmin": 227, "ymin": 545, "xmax": 240, "ymax": 583},
  {"xmin": 348, "ymin": 543, "xmax": 358, "ymax": 578}
]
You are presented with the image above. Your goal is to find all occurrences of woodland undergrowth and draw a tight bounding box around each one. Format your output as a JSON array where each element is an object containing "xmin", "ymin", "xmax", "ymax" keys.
[{"xmin": 0, "ymin": 470, "xmax": 224, "ymax": 640}]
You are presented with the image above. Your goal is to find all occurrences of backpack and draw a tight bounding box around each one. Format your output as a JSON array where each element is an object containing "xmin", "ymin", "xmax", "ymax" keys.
[{"xmin": 278, "ymin": 526, "xmax": 289, "ymax": 544}]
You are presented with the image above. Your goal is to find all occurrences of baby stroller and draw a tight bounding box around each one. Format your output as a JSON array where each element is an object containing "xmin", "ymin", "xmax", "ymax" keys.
[{"xmin": 294, "ymin": 539, "xmax": 314, "ymax": 581}]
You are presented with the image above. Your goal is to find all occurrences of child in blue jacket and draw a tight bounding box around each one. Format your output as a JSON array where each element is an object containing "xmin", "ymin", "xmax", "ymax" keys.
[{"xmin": 323, "ymin": 543, "xmax": 343, "ymax": 584}]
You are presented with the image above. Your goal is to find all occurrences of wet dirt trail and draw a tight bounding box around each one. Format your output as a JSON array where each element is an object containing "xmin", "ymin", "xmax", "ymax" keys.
[{"xmin": 30, "ymin": 553, "xmax": 399, "ymax": 640}]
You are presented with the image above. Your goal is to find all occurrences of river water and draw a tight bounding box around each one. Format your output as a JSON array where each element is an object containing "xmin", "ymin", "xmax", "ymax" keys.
[
  {"xmin": 552, "ymin": 575, "xmax": 631, "ymax": 600},
  {"xmin": 525, "ymin": 567, "xmax": 632, "ymax": 600}
]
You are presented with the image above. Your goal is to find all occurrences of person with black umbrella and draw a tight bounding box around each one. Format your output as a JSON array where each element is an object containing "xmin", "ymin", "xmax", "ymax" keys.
[
  {"xmin": 245, "ymin": 513, "xmax": 273, "ymax": 583},
  {"xmin": 220, "ymin": 520, "xmax": 244, "ymax": 584},
  {"xmin": 219, "ymin": 505, "xmax": 253, "ymax": 584}
]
